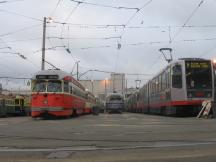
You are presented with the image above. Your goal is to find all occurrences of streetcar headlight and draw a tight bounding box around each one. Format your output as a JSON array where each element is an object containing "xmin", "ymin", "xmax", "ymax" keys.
[{"xmin": 43, "ymin": 100, "xmax": 48, "ymax": 104}]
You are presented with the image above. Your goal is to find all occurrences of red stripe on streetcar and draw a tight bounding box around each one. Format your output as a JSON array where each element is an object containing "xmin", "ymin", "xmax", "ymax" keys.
[{"xmin": 149, "ymin": 100, "xmax": 203, "ymax": 108}]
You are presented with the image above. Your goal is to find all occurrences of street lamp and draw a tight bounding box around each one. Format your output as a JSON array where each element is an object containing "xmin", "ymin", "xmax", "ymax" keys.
[
  {"xmin": 105, "ymin": 78, "xmax": 108, "ymax": 97},
  {"xmin": 104, "ymin": 78, "xmax": 108, "ymax": 113},
  {"xmin": 135, "ymin": 79, "xmax": 141, "ymax": 89},
  {"xmin": 213, "ymin": 59, "xmax": 216, "ymax": 66}
]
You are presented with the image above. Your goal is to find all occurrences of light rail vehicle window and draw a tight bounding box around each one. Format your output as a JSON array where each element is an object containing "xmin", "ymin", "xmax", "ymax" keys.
[{"xmin": 172, "ymin": 64, "xmax": 182, "ymax": 88}]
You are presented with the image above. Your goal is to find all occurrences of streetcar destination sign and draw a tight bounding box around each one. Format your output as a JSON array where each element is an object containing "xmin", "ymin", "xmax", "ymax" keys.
[
  {"xmin": 186, "ymin": 61, "xmax": 210, "ymax": 69},
  {"xmin": 36, "ymin": 75, "xmax": 59, "ymax": 79}
]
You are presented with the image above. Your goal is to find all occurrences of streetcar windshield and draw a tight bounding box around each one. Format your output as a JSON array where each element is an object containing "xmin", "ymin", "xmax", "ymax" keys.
[
  {"xmin": 47, "ymin": 80, "xmax": 62, "ymax": 92},
  {"xmin": 32, "ymin": 80, "xmax": 46, "ymax": 92},
  {"xmin": 186, "ymin": 61, "xmax": 212, "ymax": 89}
]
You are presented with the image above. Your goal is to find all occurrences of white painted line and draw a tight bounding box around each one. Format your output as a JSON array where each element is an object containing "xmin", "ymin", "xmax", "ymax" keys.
[{"xmin": 0, "ymin": 142, "xmax": 216, "ymax": 152}]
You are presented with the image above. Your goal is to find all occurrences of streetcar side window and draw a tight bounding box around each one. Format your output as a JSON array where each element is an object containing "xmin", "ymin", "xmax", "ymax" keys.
[
  {"xmin": 153, "ymin": 79, "xmax": 156, "ymax": 94},
  {"xmin": 172, "ymin": 64, "xmax": 182, "ymax": 88},
  {"xmin": 156, "ymin": 77, "xmax": 159, "ymax": 93},
  {"xmin": 149, "ymin": 82, "xmax": 151, "ymax": 95},
  {"xmin": 64, "ymin": 82, "xmax": 69, "ymax": 93},
  {"xmin": 159, "ymin": 75, "xmax": 162, "ymax": 92},
  {"xmin": 15, "ymin": 99, "xmax": 19, "ymax": 105},
  {"xmin": 166, "ymin": 68, "xmax": 171, "ymax": 88},
  {"xmin": 162, "ymin": 72, "xmax": 166, "ymax": 90},
  {"xmin": 73, "ymin": 87, "xmax": 78, "ymax": 96},
  {"xmin": 70, "ymin": 86, "xmax": 73, "ymax": 94}
]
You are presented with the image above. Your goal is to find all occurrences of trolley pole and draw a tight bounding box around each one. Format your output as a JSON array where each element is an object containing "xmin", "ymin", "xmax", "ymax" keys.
[
  {"xmin": 159, "ymin": 48, "xmax": 173, "ymax": 63},
  {"xmin": 41, "ymin": 17, "xmax": 47, "ymax": 70}
]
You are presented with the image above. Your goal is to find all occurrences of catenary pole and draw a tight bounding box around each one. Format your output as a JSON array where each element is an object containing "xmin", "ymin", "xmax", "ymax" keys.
[{"xmin": 41, "ymin": 17, "xmax": 46, "ymax": 70}]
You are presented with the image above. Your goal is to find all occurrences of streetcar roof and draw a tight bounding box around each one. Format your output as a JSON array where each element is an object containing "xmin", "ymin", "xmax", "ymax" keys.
[
  {"xmin": 32, "ymin": 69, "xmax": 86, "ymax": 90},
  {"xmin": 32, "ymin": 69, "xmax": 71, "ymax": 80}
]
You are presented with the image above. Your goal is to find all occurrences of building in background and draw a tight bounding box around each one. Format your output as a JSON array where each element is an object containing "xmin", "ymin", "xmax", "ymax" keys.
[
  {"xmin": 79, "ymin": 79, "xmax": 111, "ymax": 102},
  {"xmin": 110, "ymin": 73, "xmax": 125, "ymax": 95},
  {"xmin": 79, "ymin": 73, "xmax": 126, "ymax": 103}
]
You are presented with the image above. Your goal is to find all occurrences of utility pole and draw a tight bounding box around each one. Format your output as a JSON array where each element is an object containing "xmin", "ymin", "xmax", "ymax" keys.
[
  {"xmin": 41, "ymin": 17, "xmax": 47, "ymax": 70},
  {"xmin": 77, "ymin": 61, "xmax": 80, "ymax": 80}
]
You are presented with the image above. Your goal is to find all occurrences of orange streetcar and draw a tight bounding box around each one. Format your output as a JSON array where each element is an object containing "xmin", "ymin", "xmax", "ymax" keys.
[{"xmin": 31, "ymin": 69, "xmax": 89, "ymax": 118}]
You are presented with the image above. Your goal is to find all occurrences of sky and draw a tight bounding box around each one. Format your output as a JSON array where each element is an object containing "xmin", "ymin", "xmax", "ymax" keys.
[{"xmin": 0, "ymin": 0, "xmax": 216, "ymax": 90}]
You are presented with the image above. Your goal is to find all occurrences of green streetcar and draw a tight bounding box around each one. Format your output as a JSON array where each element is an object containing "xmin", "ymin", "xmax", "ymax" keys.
[{"xmin": 0, "ymin": 95, "xmax": 30, "ymax": 117}]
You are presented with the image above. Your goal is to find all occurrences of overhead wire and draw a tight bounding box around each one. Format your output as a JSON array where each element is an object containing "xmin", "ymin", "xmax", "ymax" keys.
[
  {"xmin": 114, "ymin": 0, "xmax": 153, "ymax": 74},
  {"xmin": 77, "ymin": 69, "xmax": 153, "ymax": 78},
  {"xmin": 170, "ymin": 0, "xmax": 205, "ymax": 44},
  {"xmin": 0, "ymin": 76, "xmax": 31, "ymax": 79},
  {"xmin": 59, "ymin": 0, "xmax": 86, "ymax": 68},
  {"xmin": 50, "ymin": 0, "xmax": 62, "ymax": 17},
  {"xmin": 47, "ymin": 36, "xmax": 122, "ymax": 40},
  {"xmin": 52, "ymin": 21, "xmax": 216, "ymax": 29},
  {"xmin": 145, "ymin": 0, "xmax": 205, "ymax": 77},
  {"xmin": 59, "ymin": 0, "xmax": 151, "ymax": 70},
  {"xmin": 29, "ymin": 35, "xmax": 216, "ymax": 53},
  {"xmin": 58, "ymin": 1, "xmax": 83, "ymax": 54},
  {"xmin": 32, "ymin": 45, "xmax": 66, "ymax": 53},
  {"xmin": 1, "ymin": 37, "xmax": 42, "ymax": 43},
  {"xmin": 69, "ymin": 0, "xmax": 139, "ymax": 11},
  {"xmin": 0, "ymin": 37, "xmax": 39, "ymax": 69},
  {"xmin": 0, "ymin": 47, "xmax": 11, "ymax": 50},
  {"xmin": 3, "ymin": 33, "xmax": 216, "ymax": 46},
  {"xmin": 0, "ymin": 24, "xmax": 42, "ymax": 37},
  {"xmin": 0, "ymin": 9, "xmax": 42, "ymax": 22},
  {"xmin": 0, "ymin": 0, "xmax": 24, "ymax": 4},
  {"xmin": 120, "ymin": 0, "xmax": 153, "ymax": 38},
  {"xmin": 64, "ymin": 1, "xmax": 82, "ymax": 22}
]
